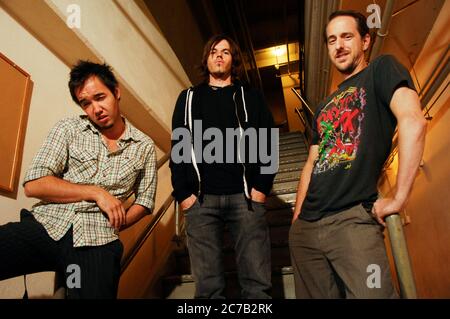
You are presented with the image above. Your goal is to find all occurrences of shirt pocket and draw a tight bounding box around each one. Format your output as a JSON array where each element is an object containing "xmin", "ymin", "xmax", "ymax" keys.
[
  {"xmin": 67, "ymin": 146, "xmax": 99, "ymax": 182},
  {"xmin": 117, "ymin": 156, "xmax": 145, "ymax": 187}
]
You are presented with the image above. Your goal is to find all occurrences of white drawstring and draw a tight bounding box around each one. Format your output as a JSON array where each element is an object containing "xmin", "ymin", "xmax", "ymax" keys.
[
  {"xmin": 184, "ymin": 89, "xmax": 191, "ymax": 126},
  {"xmin": 240, "ymin": 86, "xmax": 248, "ymax": 122},
  {"xmin": 234, "ymin": 91, "xmax": 250, "ymax": 199},
  {"xmin": 187, "ymin": 90, "xmax": 201, "ymax": 187}
]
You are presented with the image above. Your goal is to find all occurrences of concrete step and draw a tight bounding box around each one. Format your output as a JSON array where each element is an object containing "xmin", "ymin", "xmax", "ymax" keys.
[
  {"xmin": 279, "ymin": 136, "xmax": 304, "ymax": 145},
  {"xmin": 274, "ymin": 170, "xmax": 302, "ymax": 183},
  {"xmin": 279, "ymin": 142, "xmax": 306, "ymax": 152},
  {"xmin": 278, "ymin": 161, "xmax": 304, "ymax": 174},
  {"xmin": 279, "ymin": 148, "xmax": 307, "ymax": 159},
  {"xmin": 271, "ymin": 180, "xmax": 298, "ymax": 195},
  {"xmin": 164, "ymin": 266, "xmax": 295, "ymax": 299},
  {"xmin": 279, "ymin": 131, "xmax": 302, "ymax": 139},
  {"xmin": 279, "ymin": 148, "xmax": 308, "ymax": 158},
  {"xmin": 279, "ymin": 155, "xmax": 307, "ymax": 165}
]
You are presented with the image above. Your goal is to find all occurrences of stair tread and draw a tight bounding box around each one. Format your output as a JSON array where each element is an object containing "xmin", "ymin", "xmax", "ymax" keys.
[
  {"xmin": 279, "ymin": 161, "xmax": 304, "ymax": 170},
  {"xmin": 279, "ymin": 149, "xmax": 308, "ymax": 157},
  {"xmin": 274, "ymin": 170, "xmax": 302, "ymax": 182},
  {"xmin": 279, "ymin": 138, "xmax": 304, "ymax": 145},
  {"xmin": 279, "ymin": 131, "xmax": 302, "ymax": 138},
  {"xmin": 271, "ymin": 181, "xmax": 298, "ymax": 195},
  {"xmin": 164, "ymin": 266, "xmax": 294, "ymax": 284},
  {"xmin": 279, "ymin": 142, "xmax": 306, "ymax": 152},
  {"xmin": 279, "ymin": 156, "xmax": 307, "ymax": 165}
]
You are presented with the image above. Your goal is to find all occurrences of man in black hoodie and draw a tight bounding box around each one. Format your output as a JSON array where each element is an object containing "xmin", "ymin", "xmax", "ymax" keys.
[{"xmin": 170, "ymin": 35, "xmax": 277, "ymax": 298}]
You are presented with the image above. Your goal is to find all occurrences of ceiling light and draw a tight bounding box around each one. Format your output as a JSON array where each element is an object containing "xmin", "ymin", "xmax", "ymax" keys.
[{"xmin": 273, "ymin": 46, "xmax": 286, "ymax": 57}]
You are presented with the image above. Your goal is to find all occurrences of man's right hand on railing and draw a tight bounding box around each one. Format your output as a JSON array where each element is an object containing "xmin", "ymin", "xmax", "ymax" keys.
[{"xmin": 93, "ymin": 186, "xmax": 126, "ymax": 229}]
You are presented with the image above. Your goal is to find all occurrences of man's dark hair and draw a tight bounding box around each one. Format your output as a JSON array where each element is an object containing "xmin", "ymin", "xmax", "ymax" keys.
[
  {"xmin": 68, "ymin": 60, "xmax": 118, "ymax": 105},
  {"xmin": 323, "ymin": 10, "xmax": 370, "ymax": 43},
  {"xmin": 200, "ymin": 34, "xmax": 243, "ymax": 82}
]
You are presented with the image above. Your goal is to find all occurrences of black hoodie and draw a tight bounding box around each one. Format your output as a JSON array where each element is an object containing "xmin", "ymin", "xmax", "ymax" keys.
[{"xmin": 170, "ymin": 82, "xmax": 277, "ymax": 203}]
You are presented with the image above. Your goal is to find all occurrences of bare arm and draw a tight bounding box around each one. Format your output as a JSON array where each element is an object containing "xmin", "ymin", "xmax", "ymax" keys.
[
  {"xmin": 372, "ymin": 87, "xmax": 427, "ymax": 225},
  {"xmin": 24, "ymin": 176, "xmax": 126, "ymax": 229},
  {"xmin": 120, "ymin": 204, "xmax": 149, "ymax": 230},
  {"xmin": 24, "ymin": 175, "xmax": 98, "ymax": 203},
  {"xmin": 292, "ymin": 145, "xmax": 319, "ymax": 224}
]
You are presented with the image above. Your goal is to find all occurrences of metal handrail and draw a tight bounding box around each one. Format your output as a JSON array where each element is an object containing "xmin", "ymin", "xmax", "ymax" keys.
[
  {"xmin": 385, "ymin": 214, "xmax": 417, "ymax": 298},
  {"xmin": 157, "ymin": 152, "xmax": 170, "ymax": 169},
  {"xmin": 291, "ymin": 87, "xmax": 314, "ymax": 116},
  {"xmin": 120, "ymin": 194, "xmax": 174, "ymax": 273},
  {"xmin": 120, "ymin": 153, "xmax": 172, "ymax": 273},
  {"xmin": 294, "ymin": 107, "xmax": 306, "ymax": 127},
  {"xmin": 291, "ymin": 86, "xmax": 315, "ymax": 145},
  {"xmin": 294, "ymin": 107, "xmax": 313, "ymax": 148}
]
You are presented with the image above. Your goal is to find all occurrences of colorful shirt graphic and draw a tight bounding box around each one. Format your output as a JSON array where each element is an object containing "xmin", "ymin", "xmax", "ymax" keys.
[{"xmin": 314, "ymin": 87, "xmax": 366, "ymax": 174}]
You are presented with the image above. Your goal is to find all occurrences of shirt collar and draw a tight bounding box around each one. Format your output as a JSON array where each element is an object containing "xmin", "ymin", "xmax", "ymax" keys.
[
  {"xmin": 81, "ymin": 115, "xmax": 141, "ymax": 142},
  {"xmin": 120, "ymin": 118, "xmax": 141, "ymax": 142}
]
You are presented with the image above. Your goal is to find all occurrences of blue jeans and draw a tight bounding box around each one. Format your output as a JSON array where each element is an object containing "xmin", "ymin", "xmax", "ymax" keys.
[{"xmin": 184, "ymin": 193, "xmax": 272, "ymax": 299}]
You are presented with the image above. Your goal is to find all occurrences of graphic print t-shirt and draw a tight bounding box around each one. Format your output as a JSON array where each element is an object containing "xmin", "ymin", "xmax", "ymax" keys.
[{"xmin": 300, "ymin": 55, "xmax": 416, "ymax": 221}]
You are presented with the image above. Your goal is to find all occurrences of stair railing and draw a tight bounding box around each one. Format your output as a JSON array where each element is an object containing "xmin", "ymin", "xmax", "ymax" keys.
[
  {"xmin": 120, "ymin": 152, "xmax": 174, "ymax": 273},
  {"xmin": 291, "ymin": 87, "xmax": 314, "ymax": 147}
]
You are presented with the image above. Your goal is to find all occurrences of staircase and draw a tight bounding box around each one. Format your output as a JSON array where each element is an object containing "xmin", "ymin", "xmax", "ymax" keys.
[{"xmin": 162, "ymin": 131, "xmax": 307, "ymax": 299}]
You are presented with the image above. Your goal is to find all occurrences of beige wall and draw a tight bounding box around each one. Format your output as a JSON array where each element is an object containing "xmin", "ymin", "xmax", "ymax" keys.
[
  {"xmin": 48, "ymin": 0, "xmax": 190, "ymax": 128},
  {"xmin": 0, "ymin": 0, "xmax": 190, "ymax": 298},
  {"xmin": 379, "ymin": 3, "xmax": 450, "ymax": 298},
  {"xmin": 0, "ymin": 6, "xmax": 81, "ymax": 298},
  {"xmin": 380, "ymin": 85, "xmax": 449, "ymax": 298}
]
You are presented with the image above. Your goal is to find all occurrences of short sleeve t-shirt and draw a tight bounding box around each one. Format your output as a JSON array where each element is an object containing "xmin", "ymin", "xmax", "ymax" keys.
[{"xmin": 300, "ymin": 55, "xmax": 416, "ymax": 221}]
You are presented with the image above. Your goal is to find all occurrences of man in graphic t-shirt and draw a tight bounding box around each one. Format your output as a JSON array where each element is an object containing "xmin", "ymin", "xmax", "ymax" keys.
[{"xmin": 289, "ymin": 10, "xmax": 427, "ymax": 298}]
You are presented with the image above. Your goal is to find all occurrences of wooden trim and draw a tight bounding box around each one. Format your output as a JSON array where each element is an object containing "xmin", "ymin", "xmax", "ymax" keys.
[{"xmin": 0, "ymin": 53, "xmax": 33, "ymax": 197}]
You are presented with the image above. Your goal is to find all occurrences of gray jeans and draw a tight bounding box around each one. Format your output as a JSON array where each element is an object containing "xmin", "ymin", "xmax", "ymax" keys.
[
  {"xmin": 289, "ymin": 204, "xmax": 398, "ymax": 298},
  {"xmin": 184, "ymin": 193, "xmax": 272, "ymax": 299}
]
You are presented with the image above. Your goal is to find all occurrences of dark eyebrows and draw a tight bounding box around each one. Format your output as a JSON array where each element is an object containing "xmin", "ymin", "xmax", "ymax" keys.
[
  {"xmin": 78, "ymin": 92, "xmax": 105, "ymax": 105},
  {"xmin": 78, "ymin": 98, "xmax": 88, "ymax": 106},
  {"xmin": 93, "ymin": 93, "xmax": 105, "ymax": 99},
  {"xmin": 327, "ymin": 32, "xmax": 354, "ymax": 42},
  {"xmin": 210, "ymin": 47, "xmax": 231, "ymax": 54}
]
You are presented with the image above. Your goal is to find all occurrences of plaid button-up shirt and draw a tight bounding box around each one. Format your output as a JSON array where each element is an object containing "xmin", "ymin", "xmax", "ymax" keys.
[{"xmin": 23, "ymin": 115, "xmax": 157, "ymax": 247}]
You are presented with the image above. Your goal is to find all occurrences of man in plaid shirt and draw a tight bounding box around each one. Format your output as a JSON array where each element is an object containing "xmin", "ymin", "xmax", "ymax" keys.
[{"xmin": 0, "ymin": 61, "xmax": 157, "ymax": 298}]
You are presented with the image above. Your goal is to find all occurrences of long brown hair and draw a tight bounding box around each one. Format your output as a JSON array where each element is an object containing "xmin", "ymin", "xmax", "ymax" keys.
[{"xmin": 200, "ymin": 34, "xmax": 243, "ymax": 82}]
